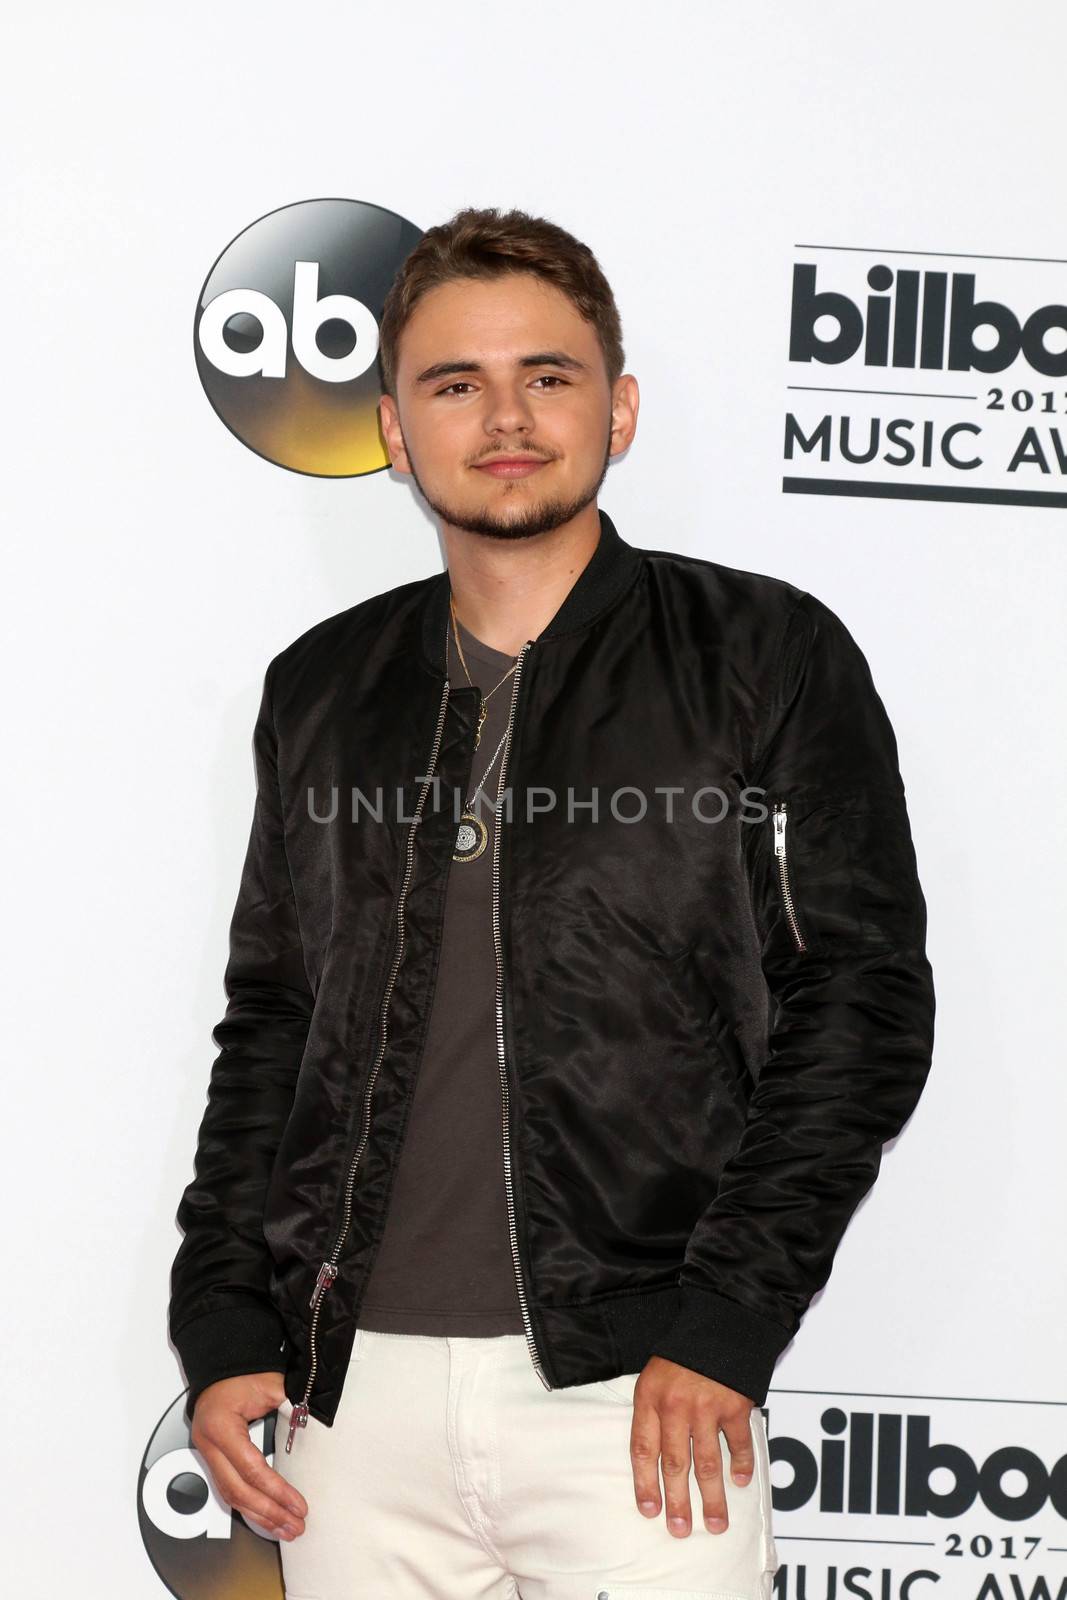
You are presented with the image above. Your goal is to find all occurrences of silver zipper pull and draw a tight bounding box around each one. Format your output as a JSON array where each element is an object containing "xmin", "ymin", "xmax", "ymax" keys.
[
  {"xmin": 773, "ymin": 802, "xmax": 787, "ymax": 855},
  {"xmin": 771, "ymin": 800, "xmax": 807, "ymax": 953},
  {"xmin": 308, "ymin": 1260, "xmax": 338, "ymax": 1311},
  {"xmin": 285, "ymin": 1401, "xmax": 309, "ymax": 1453}
]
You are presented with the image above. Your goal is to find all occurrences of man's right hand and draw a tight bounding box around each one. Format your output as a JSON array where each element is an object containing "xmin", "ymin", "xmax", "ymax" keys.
[{"xmin": 191, "ymin": 1373, "xmax": 309, "ymax": 1541}]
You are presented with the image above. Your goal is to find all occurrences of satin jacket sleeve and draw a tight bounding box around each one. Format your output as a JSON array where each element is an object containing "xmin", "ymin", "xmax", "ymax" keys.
[
  {"xmin": 168, "ymin": 660, "xmax": 314, "ymax": 1420},
  {"xmin": 647, "ymin": 591, "xmax": 936, "ymax": 1403}
]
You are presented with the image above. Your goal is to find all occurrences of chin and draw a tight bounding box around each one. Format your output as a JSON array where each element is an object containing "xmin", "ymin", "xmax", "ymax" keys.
[
  {"xmin": 459, "ymin": 509, "xmax": 566, "ymax": 542},
  {"xmin": 410, "ymin": 452, "xmax": 608, "ymax": 541},
  {"xmin": 415, "ymin": 486, "xmax": 578, "ymax": 541}
]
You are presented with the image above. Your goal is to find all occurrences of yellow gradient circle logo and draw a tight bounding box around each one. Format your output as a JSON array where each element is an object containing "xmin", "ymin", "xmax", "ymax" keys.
[
  {"xmin": 194, "ymin": 198, "xmax": 422, "ymax": 477},
  {"xmin": 138, "ymin": 1390, "xmax": 284, "ymax": 1598}
]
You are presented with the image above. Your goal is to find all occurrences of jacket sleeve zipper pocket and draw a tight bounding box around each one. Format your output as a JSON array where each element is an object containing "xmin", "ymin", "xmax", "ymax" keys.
[{"xmin": 772, "ymin": 800, "xmax": 807, "ymax": 953}]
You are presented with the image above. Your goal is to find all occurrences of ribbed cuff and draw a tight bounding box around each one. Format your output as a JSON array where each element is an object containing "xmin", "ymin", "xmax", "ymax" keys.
[
  {"xmin": 171, "ymin": 1303, "xmax": 288, "ymax": 1424},
  {"xmin": 645, "ymin": 1282, "xmax": 794, "ymax": 1404}
]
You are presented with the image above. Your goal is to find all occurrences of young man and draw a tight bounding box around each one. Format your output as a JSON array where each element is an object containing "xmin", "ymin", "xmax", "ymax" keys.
[{"xmin": 169, "ymin": 207, "xmax": 935, "ymax": 1599}]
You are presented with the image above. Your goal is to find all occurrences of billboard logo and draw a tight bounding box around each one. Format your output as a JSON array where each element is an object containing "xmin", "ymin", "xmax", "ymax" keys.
[
  {"xmin": 782, "ymin": 244, "xmax": 1067, "ymax": 507},
  {"xmin": 767, "ymin": 1389, "xmax": 1067, "ymax": 1600},
  {"xmin": 769, "ymin": 1405, "xmax": 1067, "ymax": 1522},
  {"xmin": 789, "ymin": 264, "xmax": 1067, "ymax": 377},
  {"xmin": 194, "ymin": 198, "xmax": 422, "ymax": 477}
]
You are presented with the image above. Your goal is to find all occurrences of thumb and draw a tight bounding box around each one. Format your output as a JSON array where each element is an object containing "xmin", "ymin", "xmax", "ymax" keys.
[{"xmin": 233, "ymin": 1371, "xmax": 288, "ymax": 1419}]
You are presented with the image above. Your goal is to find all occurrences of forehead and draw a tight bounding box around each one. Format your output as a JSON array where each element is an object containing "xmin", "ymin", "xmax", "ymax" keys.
[{"xmin": 396, "ymin": 272, "xmax": 599, "ymax": 370}]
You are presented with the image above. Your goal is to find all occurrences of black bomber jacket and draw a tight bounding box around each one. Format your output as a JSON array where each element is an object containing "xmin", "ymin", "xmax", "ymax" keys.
[{"xmin": 169, "ymin": 509, "xmax": 935, "ymax": 1441}]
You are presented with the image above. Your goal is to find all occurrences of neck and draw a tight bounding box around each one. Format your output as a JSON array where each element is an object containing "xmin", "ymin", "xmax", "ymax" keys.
[{"xmin": 441, "ymin": 501, "xmax": 602, "ymax": 657}]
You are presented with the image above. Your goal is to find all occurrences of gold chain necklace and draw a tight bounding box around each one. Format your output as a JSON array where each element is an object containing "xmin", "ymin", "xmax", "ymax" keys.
[
  {"xmin": 449, "ymin": 593, "xmax": 518, "ymax": 750},
  {"xmin": 448, "ymin": 594, "xmax": 519, "ymax": 864}
]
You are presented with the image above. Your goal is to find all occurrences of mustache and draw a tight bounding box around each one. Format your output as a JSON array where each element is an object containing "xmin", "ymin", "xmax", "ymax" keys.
[{"xmin": 468, "ymin": 447, "xmax": 560, "ymax": 465}]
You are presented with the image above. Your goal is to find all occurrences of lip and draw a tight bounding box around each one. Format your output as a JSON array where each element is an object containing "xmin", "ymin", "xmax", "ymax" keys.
[{"xmin": 473, "ymin": 457, "xmax": 551, "ymax": 479}]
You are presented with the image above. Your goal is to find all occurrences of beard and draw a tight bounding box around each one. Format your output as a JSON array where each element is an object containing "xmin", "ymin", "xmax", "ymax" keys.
[{"xmin": 405, "ymin": 431, "xmax": 613, "ymax": 541}]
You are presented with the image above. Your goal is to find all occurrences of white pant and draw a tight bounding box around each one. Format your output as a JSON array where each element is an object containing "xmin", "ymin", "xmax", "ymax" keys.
[{"xmin": 276, "ymin": 1328, "xmax": 779, "ymax": 1600}]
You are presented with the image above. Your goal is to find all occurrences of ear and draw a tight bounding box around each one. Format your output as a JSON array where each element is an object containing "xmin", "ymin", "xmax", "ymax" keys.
[
  {"xmin": 608, "ymin": 374, "xmax": 639, "ymax": 459},
  {"xmin": 378, "ymin": 394, "xmax": 412, "ymax": 475}
]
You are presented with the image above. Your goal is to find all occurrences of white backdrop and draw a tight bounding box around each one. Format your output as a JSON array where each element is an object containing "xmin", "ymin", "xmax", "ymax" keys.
[{"xmin": 5, "ymin": 4, "xmax": 1065, "ymax": 1597}]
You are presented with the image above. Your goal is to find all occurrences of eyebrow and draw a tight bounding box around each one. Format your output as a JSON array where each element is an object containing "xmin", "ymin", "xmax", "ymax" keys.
[{"xmin": 413, "ymin": 351, "xmax": 590, "ymax": 386}]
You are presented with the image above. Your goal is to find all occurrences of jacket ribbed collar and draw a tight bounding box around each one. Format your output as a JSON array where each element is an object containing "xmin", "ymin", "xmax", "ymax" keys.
[{"xmin": 418, "ymin": 507, "xmax": 643, "ymax": 675}]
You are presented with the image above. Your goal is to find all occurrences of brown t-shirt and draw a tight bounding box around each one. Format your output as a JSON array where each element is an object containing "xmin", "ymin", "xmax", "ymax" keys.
[{"xmin": 357, "ymin": 614, "xmax": 527, "ymax": 1335}]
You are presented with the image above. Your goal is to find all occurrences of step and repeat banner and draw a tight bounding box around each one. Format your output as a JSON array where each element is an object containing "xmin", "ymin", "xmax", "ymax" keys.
[{"xmin": 6, "ymin": 4, "xmax": 1064, "ymax": 1599}]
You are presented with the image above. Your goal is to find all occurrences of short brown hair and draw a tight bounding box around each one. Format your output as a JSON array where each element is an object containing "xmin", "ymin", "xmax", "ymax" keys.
[{"xmin": 377, "ymin": 206, "xmax": 625, "ymax": 398}]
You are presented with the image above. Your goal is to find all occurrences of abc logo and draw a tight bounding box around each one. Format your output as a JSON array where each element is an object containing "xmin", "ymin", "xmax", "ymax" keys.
[
  {"xmin": 194, "ymin": 198, "xmax": 422, "ymax": 477},
  {"xmin": 138, "ymin": 1390, "xmax": 283, "ymax": 1599}
]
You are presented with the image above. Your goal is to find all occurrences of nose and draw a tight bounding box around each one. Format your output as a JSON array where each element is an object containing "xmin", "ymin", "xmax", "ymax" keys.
[{"xmin": 481, "ymin": 377, "xmax": 534, "ymax": 438}]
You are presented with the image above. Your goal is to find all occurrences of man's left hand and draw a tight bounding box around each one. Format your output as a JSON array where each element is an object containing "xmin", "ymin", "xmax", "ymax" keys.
[{"xmin": 628, "ymin": 1356, "xmax": 756, "ymax": 1537}]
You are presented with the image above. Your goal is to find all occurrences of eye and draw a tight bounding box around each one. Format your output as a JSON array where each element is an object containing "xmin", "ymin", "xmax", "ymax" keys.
[
  {"xmin": 533, "ymin": 374, "xmax": 567, "ymax": 388},
  {"xmin": 438, "ymin": 381, "xmax": 475, "ymax": 396}
]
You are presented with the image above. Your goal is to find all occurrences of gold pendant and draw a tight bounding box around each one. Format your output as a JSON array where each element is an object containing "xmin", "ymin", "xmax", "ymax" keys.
[{"xmin": 453, "ymin": 810, "xmax": 489, "ymax": 863}]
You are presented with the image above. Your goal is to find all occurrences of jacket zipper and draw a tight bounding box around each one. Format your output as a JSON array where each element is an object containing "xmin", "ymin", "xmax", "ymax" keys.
[
  {"xmin": 772, "ymin": 800, "xmax": 807, "ymax": 953},
  {"xmin": 492, "ymin": 640, "xmax": 551, "ymax": 1390},
  {"xmin": 285, "ymin": 674, "xmax": 452, "ymax": 1451}
]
